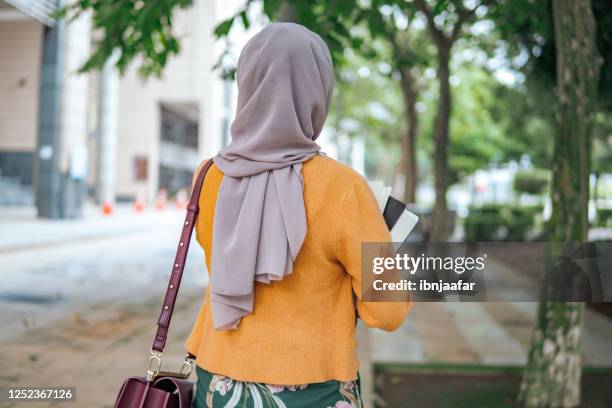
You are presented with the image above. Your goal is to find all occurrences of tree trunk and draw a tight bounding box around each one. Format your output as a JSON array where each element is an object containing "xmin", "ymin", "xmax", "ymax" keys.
[
  {"xmin": 518, "ymin": 301, "xmax": 584, "ymax": 407},
  {"xmin": 593, "ymin": 172, "xmax": 599, "ymax": 213},
  {"xmin": 431, "ymin": 45, "xmax": 451, "ymax": 241},
  {"xmin": 399, "ymin": 67, "xmax": 419, "ymax": 204},
  {"xmin": 518, "ymin": 1, "xmax": 601, "ymax": 406},
  {"xmin": 277, "ymin": 1, "xmax": 297, "ymax": 22}
]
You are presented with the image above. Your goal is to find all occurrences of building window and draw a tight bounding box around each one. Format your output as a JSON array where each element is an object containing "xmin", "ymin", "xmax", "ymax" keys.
[
  {"xmin": 160, "ymin": 105, "xmax": 199, "ymax": 149},
  {"xmin": 159, "ymin": 165, "xmax": 192, "ymax": 196},
  {"xmin": 134, "ymin": 156, "xmax": 148, "ymax": 181}
]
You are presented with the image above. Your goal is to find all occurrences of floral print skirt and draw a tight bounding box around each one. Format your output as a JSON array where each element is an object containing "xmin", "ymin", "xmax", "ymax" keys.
[{"xmin": 193, "ymin": 365, "xmax": 362, "ymax": 408}]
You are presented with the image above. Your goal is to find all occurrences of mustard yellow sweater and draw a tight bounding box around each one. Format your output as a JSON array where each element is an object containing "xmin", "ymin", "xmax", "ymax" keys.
[{"xmin": 185, "ymin": 155, "xmax": 411, "ymax": 384}]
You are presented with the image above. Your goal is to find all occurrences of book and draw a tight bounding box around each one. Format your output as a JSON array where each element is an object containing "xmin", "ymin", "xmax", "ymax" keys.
[{"xmin": 368, "ymin": 181, "xmax": 419, "ymax": 243}]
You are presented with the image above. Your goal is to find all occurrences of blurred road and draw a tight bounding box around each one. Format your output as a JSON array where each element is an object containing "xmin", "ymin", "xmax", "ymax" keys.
[{"xmin": 0, "ymin": 205, "xmax": 208, "ymax": 341}]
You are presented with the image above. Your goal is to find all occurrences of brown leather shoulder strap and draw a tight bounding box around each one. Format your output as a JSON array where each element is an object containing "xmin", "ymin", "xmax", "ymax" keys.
[{"xmin": 152, "ymin": 159, "xmax": 214, "ymax": 352}]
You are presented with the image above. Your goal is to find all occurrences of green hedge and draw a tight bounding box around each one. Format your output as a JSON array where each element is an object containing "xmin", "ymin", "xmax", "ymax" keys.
[
  {"xmin": 464, "ymin": 204, "xmax": 543, "ymax": 242},
  {"xmin": 596, "ymin": 208, "xmax": 612, "ymax": 228},
  {"xmin": 513, "ymin": 170, "xmax": 549, "ymax": 196}
]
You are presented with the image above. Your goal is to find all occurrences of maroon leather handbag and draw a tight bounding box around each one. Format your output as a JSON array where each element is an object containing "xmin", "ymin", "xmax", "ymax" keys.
[{"xmin": 114, "ymin": 160, "xmax": 213, "ymax": 408}]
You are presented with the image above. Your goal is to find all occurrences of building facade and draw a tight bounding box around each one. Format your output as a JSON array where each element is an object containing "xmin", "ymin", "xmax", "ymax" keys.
[
  {"xmin": 111, "ymin": 0, "xmax": 222, "ymax": 203},
  {"xmin": 0, "ymin": 0, "xmax": 228, "ymax": 216},
  {"xmin": 0, "ymin": 0, "xmax": 363, "ymax": 217}
]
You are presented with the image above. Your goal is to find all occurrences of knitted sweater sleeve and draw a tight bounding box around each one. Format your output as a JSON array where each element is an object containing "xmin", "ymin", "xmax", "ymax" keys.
[{"xmin": 335, "ymin": 174, "xmax": 411, "ymax": 332}]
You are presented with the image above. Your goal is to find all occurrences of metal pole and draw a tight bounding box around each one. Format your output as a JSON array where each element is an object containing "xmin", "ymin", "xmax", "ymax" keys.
[
  {"xmin": 96, "ymin": 54, "xmax": 119, "ymax": 204},
  {"xmin": 34, "ymin": 18, "xmax": 64, "ymax": 219}
]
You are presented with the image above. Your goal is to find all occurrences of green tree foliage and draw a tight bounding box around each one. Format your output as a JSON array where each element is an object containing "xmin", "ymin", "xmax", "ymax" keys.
[
  {"xmin": 488, "ymin": 84, "xmax": 554, "ymax": 169},
  {"xmin": 214, "ymin": 0, "xmax": 365, "ymax": 71},
  {"xmin": 329, "ymin": 51, "xmax": 405, "ymax": 181},
  {"xmin": 58, "ymin": 0, "xmax": 193, "ymax": 77},
  {"xmin": 491, "ymin": 0, "xmax": 612, "ymax": 108},
  {"xmin": 447, "ymin": 64, "xmax": 507, "ymax": 183}
]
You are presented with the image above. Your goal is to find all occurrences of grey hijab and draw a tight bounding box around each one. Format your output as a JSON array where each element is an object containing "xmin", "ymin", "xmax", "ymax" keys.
[{"xmin": 210, "ymin": 23, "xmax": 334, "ymax": 330}]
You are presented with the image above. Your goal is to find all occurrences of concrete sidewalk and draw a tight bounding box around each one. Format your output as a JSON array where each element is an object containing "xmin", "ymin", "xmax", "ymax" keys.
[{"xmin": 371, "ymin": 300, "xmax": 612, "ymax": 369}]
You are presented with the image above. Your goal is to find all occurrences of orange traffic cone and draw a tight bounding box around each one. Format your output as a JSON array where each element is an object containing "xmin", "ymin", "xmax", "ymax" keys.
[
  {"xmin": 102, "ymin": 201, "xmax": 114, "ymax": 215},
  {"xmin": 155, "ymin": 189, "xmax": 167, "ymax": 211},
  {"xmin": 133, "ymin": 199, "xmax": 146, "ymax": 213},
  {"xmin": 175, "ymin": 189, "xmax": 188, "ymax": 209},
  {"xmin": 133, "ymin": 190, "xmax": 146, "ymax": 213}
]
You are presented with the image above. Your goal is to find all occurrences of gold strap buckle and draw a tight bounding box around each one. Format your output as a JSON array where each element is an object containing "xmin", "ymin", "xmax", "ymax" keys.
[
  {"xmin": 147, "ymin": 352, "xmax": 194, "ymax": 381},
  {"xmin": 146, "ymin": 350, "xmax": 163, "ymax": 381},
  {"xmin": 179, "ymin": 355, "xmax": 195, "ymax": 378}
]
